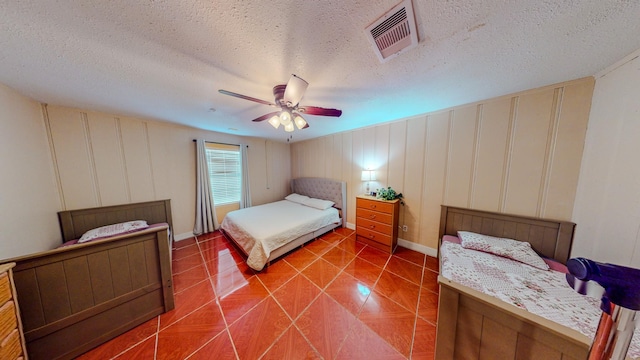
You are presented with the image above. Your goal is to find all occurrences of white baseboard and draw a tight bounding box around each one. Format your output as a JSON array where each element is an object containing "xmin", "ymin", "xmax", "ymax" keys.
[
  {"xmin": 174, "ymin": 232, "xmax": 196, "ymax": 242},
  {"xmin": 346, "ymin": 222, "xmax": 356, "ymax": 230},
  {"xmin": 397, "ymin": 238, "xmax": 438, "ymax": 257}
]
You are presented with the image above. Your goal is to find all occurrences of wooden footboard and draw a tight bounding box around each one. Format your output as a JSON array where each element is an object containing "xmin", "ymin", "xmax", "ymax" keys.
[
  {"xmin": 2, "ymin": 200, "xmax": 175, "ymax": 360},
  {"xmin": 436, "ymin": 276, "xmax": 590, "ymax": 360},
  {"xmin": 9, "ymin": 226, "xmax": 174, "ymax": 360}
]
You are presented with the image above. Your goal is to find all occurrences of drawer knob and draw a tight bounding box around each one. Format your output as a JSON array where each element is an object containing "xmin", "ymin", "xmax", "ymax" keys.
[
  {"xmin": 369, "ymin": 225, "xmax": 375, "ymax": 229},
  {"xmin": 369, "ymin": 215, "xmax": 376, "ymax": 219},
  {"xmin": 368, "ymin": 233, "xmax": 375, "ymax": 239},
  {"xmin": 370, "ymin": 204, "xmax": 376, "ymax": 209}
]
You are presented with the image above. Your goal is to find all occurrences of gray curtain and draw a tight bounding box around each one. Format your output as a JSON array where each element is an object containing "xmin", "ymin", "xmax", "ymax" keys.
[
  {"xmin": 194, "ymin": 139, "xmax": 218, "ymax": 235},
  {"xmin": 240, "ymin": 144, "xmax": 252, "ymax": 209}
]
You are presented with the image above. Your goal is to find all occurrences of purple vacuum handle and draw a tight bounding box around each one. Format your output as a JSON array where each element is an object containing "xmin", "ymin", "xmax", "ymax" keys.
[{"xmin": 567, "ymin": 257, "xmax": 640, "ymax": 311}]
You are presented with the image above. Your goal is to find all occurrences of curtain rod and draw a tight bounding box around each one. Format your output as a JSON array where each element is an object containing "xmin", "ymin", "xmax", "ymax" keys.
[{"xmin": 192, "ymin": 139, "xmax": 248, "ymax": 148}]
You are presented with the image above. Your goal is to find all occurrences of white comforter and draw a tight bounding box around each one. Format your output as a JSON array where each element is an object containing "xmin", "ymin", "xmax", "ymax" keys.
[{"xmin": 221, "ymin": 200, "xmax": 340, "ymax": 270}]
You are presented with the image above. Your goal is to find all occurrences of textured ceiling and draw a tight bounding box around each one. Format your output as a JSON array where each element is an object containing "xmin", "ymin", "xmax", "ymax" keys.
[{"xmin": 1, "ymin": 1, "xmax": 639, "ymax": 142}]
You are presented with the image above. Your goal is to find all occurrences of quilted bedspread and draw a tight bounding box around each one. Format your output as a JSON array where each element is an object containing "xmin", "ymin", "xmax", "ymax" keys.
[{"xmin": 440, "ymin": 241, "xmax": 640, "ymax": 359}]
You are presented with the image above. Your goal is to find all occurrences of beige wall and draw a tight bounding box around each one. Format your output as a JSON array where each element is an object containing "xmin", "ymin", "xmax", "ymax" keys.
[
  {"xmin": 216, "ymin": 202, "xmax": 240, "ymax": 225},
  {"xmin": 572, "ymin": 49, "xmax": 640, "ymax": 267},
  {"xmin": 0, "ymin": 82, "xmax": 291, "ymax": 259},
  {"xmin": 0, "ymin": 84, "xmax": 61, "ymax": 259},
  {"xmin": 292, "ymin": 77, "xmax": 594, "ymax": 251},
  {"xmin": 44, "ymin": 105, "xmax": 291, "ymax": 240}
]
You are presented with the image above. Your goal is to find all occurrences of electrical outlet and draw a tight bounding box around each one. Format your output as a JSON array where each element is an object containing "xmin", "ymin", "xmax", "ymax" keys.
[{"xmin": 402, "ymin": 225, "xmax": 408, "ymax": 232}]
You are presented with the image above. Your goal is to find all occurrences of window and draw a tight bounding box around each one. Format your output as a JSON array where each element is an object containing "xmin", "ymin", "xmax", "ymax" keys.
[{"xmin": 205, "ymin": 143, "xmax": 241, "ymax": 205}]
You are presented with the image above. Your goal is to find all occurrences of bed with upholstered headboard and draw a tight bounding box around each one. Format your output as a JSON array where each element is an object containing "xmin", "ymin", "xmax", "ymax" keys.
[
  {"xmin": 221, "ymin": 177, "xmax": 346, "ymax": 271},
  {"xmin": 2, "ymin": 200, "xmax": 175, "ymax": 360},
  {"xmin": 435, "ymin": 205, "xmax": 595, "ymax": 360}
]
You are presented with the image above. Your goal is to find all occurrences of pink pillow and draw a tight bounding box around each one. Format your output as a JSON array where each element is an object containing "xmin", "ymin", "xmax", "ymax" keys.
[
  {"xmin": 442, "ymin": 235, "xmax": 461, "ymax": 244},
  {"xmin": 544, "ymin": 258, "xmax": 568, "ymax": 273},
  {"xmin": 457, "ymin": 231, "xmax": 549, "ymax": 270}
]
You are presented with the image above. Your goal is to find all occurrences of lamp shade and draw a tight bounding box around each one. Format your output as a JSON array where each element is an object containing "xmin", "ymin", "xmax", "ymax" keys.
[
  {"xmin": 361, "ymin": 169, "xmax": 376, "ymax": 181},
  {"xmin": 284, "ymin": 122, "xmax": 295, "ymax": 132}
]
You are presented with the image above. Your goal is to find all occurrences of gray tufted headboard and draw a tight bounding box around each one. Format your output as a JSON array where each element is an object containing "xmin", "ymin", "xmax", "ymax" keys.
[{"xmin": 291, "ymin": 177, "xmax": 347, "ymax": 227}]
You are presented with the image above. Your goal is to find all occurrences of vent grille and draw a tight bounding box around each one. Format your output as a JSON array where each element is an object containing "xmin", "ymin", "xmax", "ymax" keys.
[{"xmin": 365, "ymin": 0, "xmax": 418, "ymax": 63}]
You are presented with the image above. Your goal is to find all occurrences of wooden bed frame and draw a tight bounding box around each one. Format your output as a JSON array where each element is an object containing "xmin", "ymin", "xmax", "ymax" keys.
[
  {"xmin": 3, "ymin": 200, "xmax": 175, "ymax": 360},
  {"xmin": 222, "ymin": 177, "xmax": 347, "ymax": 267},
  {"xmin": 435, "ymin": 205, "xmax": 591, "ymax": 360}
]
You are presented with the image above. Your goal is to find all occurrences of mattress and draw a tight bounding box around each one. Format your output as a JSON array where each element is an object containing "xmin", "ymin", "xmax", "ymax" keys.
[
  {"xmin": 221, "ymin": 200, "xmax": 340, "ymax": 270},
  {"xmin": 440, "ymin": 240, "xmax": 640, "ymax": 359}
]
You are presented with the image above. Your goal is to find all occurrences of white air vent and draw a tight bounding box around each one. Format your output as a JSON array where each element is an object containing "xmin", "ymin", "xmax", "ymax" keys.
[{"xmin": 365, "ymin": 0, "xmax": 418, "ymax": 63}]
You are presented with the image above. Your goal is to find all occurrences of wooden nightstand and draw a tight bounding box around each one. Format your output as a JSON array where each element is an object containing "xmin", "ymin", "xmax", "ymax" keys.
[{"xmin": 355, "ymin": 195, "xmax": 400, "ymax": 254}]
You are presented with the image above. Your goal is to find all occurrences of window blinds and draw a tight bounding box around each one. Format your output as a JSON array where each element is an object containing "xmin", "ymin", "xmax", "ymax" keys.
[{"xmin": 205, "ymin": 144, "xmax": 241, "ymax": 205}]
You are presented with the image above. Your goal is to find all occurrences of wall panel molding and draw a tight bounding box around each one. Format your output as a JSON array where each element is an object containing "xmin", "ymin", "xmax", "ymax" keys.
[
  {"xmin": 291, "ymin": 78, "xmax": 594, "ymax": 249},
  {"xmin": 538, "ymin": 87, "xmax": 564, "ymax": 218},
  {"xmin": 81, "ymin": 112, "xmax": 101, "ymax": 206},
  {"xmin": 42, "ymin": 104, "xmax": 66, "ymax": 210},
  {"xmin": 44, "ymin": 106, "xmax": 291, "ymax": 237},
  {"xmin": 469, "ymin": 104, "xmax": 482, "ymax": 208},
  {"xmin": 143, "ymin": 122, "xmax": 157, "ymax": 199},
  {"xmin": 500, "ymin": 96, "xmax": 518, "ymax": 213},
  {"xmin": 114, "ymin": 117, "xmax": 131, "ymax": 202}
]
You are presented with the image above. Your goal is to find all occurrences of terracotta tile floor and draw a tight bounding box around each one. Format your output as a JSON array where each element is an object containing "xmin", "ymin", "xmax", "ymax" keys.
[{"xmin": 78, "ymin": 229, "xmax": 439, "ymax": 359}]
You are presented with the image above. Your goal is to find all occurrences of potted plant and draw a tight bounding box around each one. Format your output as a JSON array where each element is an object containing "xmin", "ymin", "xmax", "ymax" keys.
[{"xmin": 376, "ymin": 187, "xmax": 403, "ymax": 202}]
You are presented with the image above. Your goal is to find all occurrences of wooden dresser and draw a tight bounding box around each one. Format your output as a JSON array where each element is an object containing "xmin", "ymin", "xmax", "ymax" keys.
[
  {"xmin": 0, "ymin": 263, "xmax": 27, "ymax": 360},
  {"xmin": 355, "ymin": 195, "xmax": 400, "ymax": 254}
]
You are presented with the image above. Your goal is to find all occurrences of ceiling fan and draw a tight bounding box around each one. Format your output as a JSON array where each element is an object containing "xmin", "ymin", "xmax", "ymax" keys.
[{"xmin": 218, "ymin": 74, "xmax": 342, "ymax": 132}]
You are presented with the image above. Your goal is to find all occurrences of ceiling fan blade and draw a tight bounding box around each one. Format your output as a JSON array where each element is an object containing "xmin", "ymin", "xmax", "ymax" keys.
[
  {"xmin": 219, "ymin": 89, "xmax": 277, "ymax": 107},
  {"xmin": 251, "ymin": 111, "xmax": 281, "ymax": 122},
  {"xmin": 302, "ymin": 123, "xmax": 310, "ymax": 129},
  {"xmin": 283, "ymin": 74, "xmax": 308, "ymax": 107},
  {"xmin": 298, "ymin": 106, "xmax": 342, "ymax": 117}
]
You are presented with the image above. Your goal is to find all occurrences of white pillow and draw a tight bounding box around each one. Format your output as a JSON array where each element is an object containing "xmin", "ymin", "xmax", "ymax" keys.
[
  {"xmin": 285, "ymin": 193, "xmax": 310, "ymax": 204},
  {"xmin": 457, "ymin": 231, "xmax": 549, "ymax": 270},
  {"xmin": 302, "ymin": 197, "xmax": 335, "ymax": 210},
  {"xmin": 78, "ymin": 220, "xmax": 149, "ymax": 243}
]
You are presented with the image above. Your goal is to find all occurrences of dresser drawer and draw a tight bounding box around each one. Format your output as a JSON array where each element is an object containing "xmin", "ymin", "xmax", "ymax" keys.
[
  {"xmin": 357, "ymin": 208, "xmax": 392, "ymax": 224},
  {"xmin": 0, "ymin": 301, "xmax": 17, "ymax": 340},
  {"xmin": 356, "ymin": 227, "xmax": 392, "ymax": 246},
  {"xmin": 0, "ymin": 275, "xmax": 10, "ymax": 305},
  {"xmin": 357, "ymin": 217, "xmax": 392, "ymax": 235},
  {"xmin": 356, "ymin": 198, "xmax": 395, "ymax": 214},
  {"xmin": 0, "ymin": 329, "xmax": 21, "ymax": 360}
]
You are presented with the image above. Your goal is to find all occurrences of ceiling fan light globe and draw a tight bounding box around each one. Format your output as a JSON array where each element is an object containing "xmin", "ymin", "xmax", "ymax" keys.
[
  {"xmin": 283, "ymin": 74, "xmax": 309, "ymax": 106},
  {"xmin": 284, "ymin": 122, "xmax": 295, "ymax": 132},
  {"xmin": 279, "ymin": 110, "xmax": 292, "ymax": 126},
  {"xmin": 294, "ymin": 115, "xmax": 307, "ymax": 129},
  {"xmin": 268, "ymin": 115, "xmax": 281, "ymax": 129}
]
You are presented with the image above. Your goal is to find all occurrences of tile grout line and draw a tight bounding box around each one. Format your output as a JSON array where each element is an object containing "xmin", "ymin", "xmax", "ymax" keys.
[
  {"xmin": 195, "ymin": 233, "xmax": 242, "ymax": 360},
  {"xmin": 331, "ymin": 252, "xmax": 381, "ymax": 359},
  {"xmin": 260, "ymin": 237, "xmax": 367, "ymax": 359},
  {"xmin": 255, "ymin": 233, "xmax": 343, "ymax": 359},
  {"xmin": 410, "ymin": 254, "xmax": 428, "ymax": 360},
  {"xmin": 153, "ymin": 316, "xmax": 160, "ymax": 360},
  {"xmin": 106, "ymin": 334, "xmax": 157, "ymax": 359},
  {"xmin": 167, "ymin": 231, "xmax": 435, "ymax": 359}
]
